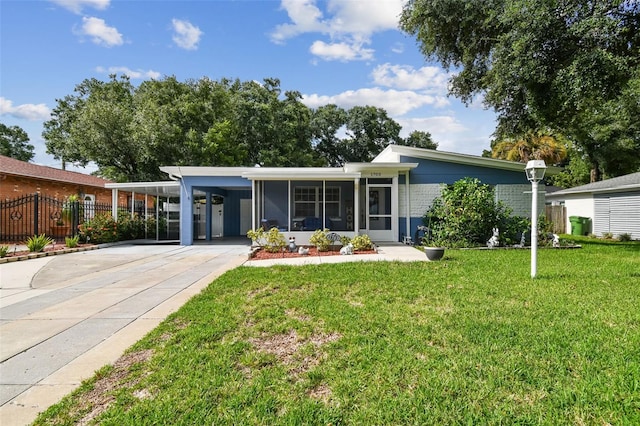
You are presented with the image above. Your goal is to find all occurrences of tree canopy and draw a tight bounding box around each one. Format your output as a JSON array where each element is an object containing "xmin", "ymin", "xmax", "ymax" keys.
[
  {"xmin": 43, "ymin": 75, "xmax": 438, "ymax": 181},
  {"xmin": 400, "ymin": 0, "xmax": 640, "ymax": 181},
  {"xmin": 0, "ymin": 123, "xmax": 34, "ymax": 161}
]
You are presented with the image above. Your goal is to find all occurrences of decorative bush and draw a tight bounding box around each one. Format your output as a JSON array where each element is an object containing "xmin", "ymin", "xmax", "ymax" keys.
[
  {"xmin": 0, "ymin": 245, "xmax": 9, "ymax": 258},
  {"xmin": 309, "ymin": 228, "xmax": 332, "ymax": 251},
  {"xmin": 26, "ymin": 234, "xmax": 55, "ymax": 252},
  {"xmin": 78, "ymin": 213, "xmax": 119, "ymax": 243},
  {"xmin": 247, "ymin": 227, "xmax": 286, "ymax": 253},
  {"xmin": 351, "ymin": 234, "xmax": 373, "ymax": 251},
  {"xmin": 424, "ymin": 177, "xmax": 521, "ymax": 247},
  {"xmin": 65, "ymin": 235, "xmax": 80, "ymax": 248},
  {"xmin": 618, "ymin": 233, "xmax": 632, "ymax": 242}
]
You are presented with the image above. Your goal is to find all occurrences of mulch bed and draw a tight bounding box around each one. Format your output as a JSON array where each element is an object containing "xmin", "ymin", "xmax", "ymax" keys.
[{"xmin": 250, "ymin": 246, "xmax": 376, "ymax": 260}]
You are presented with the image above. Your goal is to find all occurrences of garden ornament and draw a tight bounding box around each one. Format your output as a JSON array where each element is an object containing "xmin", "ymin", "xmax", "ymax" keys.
[
  {"xmin": 340, "ymin": 243, "xmax": 354, "ymax": 255},
  {"xmin": 486, "ymin": 227, "xmax": 500, "ymax": 248},
  {"xmin": 288, "ymin": 237, "xmax": 297, "ymax": 252},
  {"xmin": 298, "ymin": 246, "xmax": 309, "ymax": 255}
]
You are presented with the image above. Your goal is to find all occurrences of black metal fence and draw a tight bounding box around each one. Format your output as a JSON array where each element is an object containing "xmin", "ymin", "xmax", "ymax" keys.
[{"xmin": 0, "ymin": 194, "xmax": 118, "ymax": 242}]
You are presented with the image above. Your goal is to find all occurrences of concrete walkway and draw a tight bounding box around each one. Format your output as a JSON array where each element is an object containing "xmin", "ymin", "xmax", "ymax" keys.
[
  {"xmin": 0, "ymin": 242, "xmax": 249, "ymax": 425},
  {"xmin": 0, "ymin": 241, "xmax": 426, "ymax": 425}
]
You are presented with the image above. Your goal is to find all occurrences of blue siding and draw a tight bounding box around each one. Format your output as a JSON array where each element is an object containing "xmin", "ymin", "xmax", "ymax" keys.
[
  {"xmin": 224, "ymin": 190, "xmax": 251, "ymax": 236},
  {"xmin": 402, "ymin": 157, "xmax": 529, "ymax": 185}
]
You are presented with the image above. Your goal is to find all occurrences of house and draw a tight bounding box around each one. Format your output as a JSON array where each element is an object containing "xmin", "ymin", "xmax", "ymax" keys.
[
  {"xmin": 106, "ymin": 146, "xmax": 560, "ymax": 246},
  {"xmin": 0, "ymin": 154, "xmax": 115, "ymax": 203},
  {"xmin": 546, "ymin": 172, "xmax": 640, "ymax": 239}
]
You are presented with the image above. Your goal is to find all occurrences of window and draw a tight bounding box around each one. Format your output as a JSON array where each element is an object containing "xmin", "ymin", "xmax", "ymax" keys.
[{"xmin": 293, "ymin": 186, "xmax": 341, "ymax": 218}]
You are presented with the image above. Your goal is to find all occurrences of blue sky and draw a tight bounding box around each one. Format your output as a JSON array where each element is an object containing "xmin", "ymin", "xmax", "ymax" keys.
[{"xmin": 1, "ymin": 0, "xmax": 497, "ymax": 172}]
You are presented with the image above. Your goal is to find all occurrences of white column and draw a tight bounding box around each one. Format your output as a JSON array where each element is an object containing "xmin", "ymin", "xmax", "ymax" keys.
[
  {"xmin": 353, "ymin": 178, "xmax": 360, "ymax": 235},
  {"xmin": 531, "ymin": 181, "xmax": 539, "ymax": 278}
]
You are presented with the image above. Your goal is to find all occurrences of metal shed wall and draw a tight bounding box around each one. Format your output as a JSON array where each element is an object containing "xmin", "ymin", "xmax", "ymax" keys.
[{"xmin": 594, "ymin": 191, "xmax": 640, "ymax": 239}]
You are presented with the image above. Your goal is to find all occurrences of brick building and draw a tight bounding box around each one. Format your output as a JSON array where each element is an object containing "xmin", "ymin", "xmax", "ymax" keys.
[{"xmin": 0, "ymin": 155, "xmax": 122, "ymax": 203}]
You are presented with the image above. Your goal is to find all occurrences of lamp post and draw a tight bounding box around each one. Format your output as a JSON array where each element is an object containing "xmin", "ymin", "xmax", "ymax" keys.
[{"xmin": 525, "ymin": 160, "xmax": 547, "ymax": 278}]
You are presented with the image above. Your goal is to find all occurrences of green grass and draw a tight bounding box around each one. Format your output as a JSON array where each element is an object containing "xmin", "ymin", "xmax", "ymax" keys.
[{"xmin": 34, "ymin": 238, "xmax": 640, "ymax": 425}]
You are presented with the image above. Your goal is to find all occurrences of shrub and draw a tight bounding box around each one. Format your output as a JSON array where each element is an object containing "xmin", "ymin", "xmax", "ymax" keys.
[
  {"xmin": 0, "ymin": 245, "xmax": 9, "ymax": 258},
  {"xmin": 602, "ymin": 232, "xmax": 614, "ymax": 240},
  {"xmin": 618, "ymin": 233, "xmax": 632, "ymax": 242},
  {"xmin": 78, "ymin": 213, "xmax": 118, "ymax": 244},
  {"xmin": 26, "ymin": 234, "xmax": 55, "ymax": 252},
  {"xmin": 65, "ymin": 235, "xmax": 79, "ymax": 248},
  {"xmin": 247, "ymin": 227, "xmax": 286, "ymax": 253},
  {"xmin": 351, "ymin": 234, "xmax": 373, "ymax": 251},
  {"xmin": 424, "ymin": 178, "xmax": 515, "ymax": 247},
  {"xmin": 309, "ymin": 228, "xmax": 332, "ymax": 251}
]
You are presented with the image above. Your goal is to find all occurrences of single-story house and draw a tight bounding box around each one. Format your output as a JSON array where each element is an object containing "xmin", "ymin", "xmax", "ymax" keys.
[
  {"xmin": 0, "ymin": 154, "xmax": 115, "ymax": 203},
  {"xmin": 546, "ymin": 172, "xmax": 640, "ymax": 239},
  {"xmin": 106, "ymin": 145, "xmax": 560, "ymax": 246}
]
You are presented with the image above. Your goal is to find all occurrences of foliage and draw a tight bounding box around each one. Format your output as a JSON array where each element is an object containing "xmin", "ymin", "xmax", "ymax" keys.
[
  {"xmin": 0, "ymin": 122, "xmax": 34, "ymax": 161},
  {"xmin": 618, "ymin": 233, "xmax": 633, "ymax": 242},
  {"xmin": 403, "ymin": 130, "xmax": 438, "ymax": 150},
  {"xmin": 25, "ymin": 234, "xmax": 55, "ymax": 252},
  {"xmin": 400, "ymin": 0, "xmax": 640, "ymax": 181},
  {"xmin": 424, "ymin": 178, "xmax": 516, "ymax": 247},
  {"xmin": 78, "ymin": 214, "xmax": 118, "ymax": 243},
  {"xmin": 247, "ymin": 227, "xmax": 286, "ymax": 253},
  {"xmin": 490, "ymin": 129, "xmax": 568, "ymax": 165},
  {"xmin": 350, "ymin": 234, "xmax": 373, "ymax": 251},
  {"xmin": 0, "ymin": 245, "xmax": 9, "ymax": 258},
  {"xmin": 34, "ymin": 241, "xmax": 640, "ymax": 424},
  {"xmin": 64, "ymin": 235, "xmax": 79, "ymax": 248},
  {"xmin": 309, "ymin": 228, "xmax": 332, "ymax": 252}
]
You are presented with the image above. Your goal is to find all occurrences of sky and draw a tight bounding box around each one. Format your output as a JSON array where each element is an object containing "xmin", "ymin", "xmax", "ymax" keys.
[{"xmin": 0, "ymin": 0, "xmax": 498, "ymax": 173}]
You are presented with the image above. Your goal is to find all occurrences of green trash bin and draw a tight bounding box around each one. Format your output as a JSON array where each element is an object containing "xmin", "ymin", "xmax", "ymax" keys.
[
  {"xmin": 569, "ymin": 216, "xmax": 583, "ymax": 236},
  {"xmin": 580, "ymin": 216, "xmax": 591, "ymax": 235}
]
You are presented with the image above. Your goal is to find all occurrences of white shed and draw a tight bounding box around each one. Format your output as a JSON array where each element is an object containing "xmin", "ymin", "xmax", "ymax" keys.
[{"xmin": 546, "ymin": 172, "xmax": 640, "ymax": 240}]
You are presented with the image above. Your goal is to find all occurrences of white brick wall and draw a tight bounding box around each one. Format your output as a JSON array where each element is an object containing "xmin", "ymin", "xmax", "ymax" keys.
[
  {"xmin": 402, "ymin": 183, "xmax": 543, "ymax": 219},
  {"xmin": 495, "ymin": 184, "xmax": 544, "ymax": 217},
  {"xmin": 401, "ymin": 184, "xmax": 443, "ymax": 217}
]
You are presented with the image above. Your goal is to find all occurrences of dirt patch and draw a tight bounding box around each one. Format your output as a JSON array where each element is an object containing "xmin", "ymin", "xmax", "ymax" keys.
[
  {"xmin": 250, "ymin": 246, "xmax": 376, "ymax": 260},
  {"xmin": 71, "ymin": 349, "xmax": 154, "ymax": 424},
  {"xmin": 249, "ymin": 329, "xmax": 341, "ymax": 378}
]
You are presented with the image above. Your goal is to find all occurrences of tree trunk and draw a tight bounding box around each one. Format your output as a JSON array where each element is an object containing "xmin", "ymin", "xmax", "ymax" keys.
[{"xmin": 590, "ymin": 161, "xmax": 601, "ymax": 183}]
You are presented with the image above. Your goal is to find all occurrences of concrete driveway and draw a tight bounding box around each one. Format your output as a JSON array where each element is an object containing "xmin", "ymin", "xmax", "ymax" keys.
[{"xmin": 0, "ymin": 241, "xmax": 249, "ymax": 425}]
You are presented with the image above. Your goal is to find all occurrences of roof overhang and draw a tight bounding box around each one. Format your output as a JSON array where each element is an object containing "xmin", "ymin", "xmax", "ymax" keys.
[
  {"xmin": 105, "ymin": 181, "xmax": 181, "ymax": 197},
  {"xmin": 373, "ymin": 145, "xmax": 562, "ymax": 175},
  {"xmin": 241, "ymin": 167, "xmax": 360, "ymax": 180}
]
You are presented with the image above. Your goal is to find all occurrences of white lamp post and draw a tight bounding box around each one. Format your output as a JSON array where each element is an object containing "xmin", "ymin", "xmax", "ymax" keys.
[{"xmin": 525, "ymin": 160, "xmax": 547, "ymax": 278}]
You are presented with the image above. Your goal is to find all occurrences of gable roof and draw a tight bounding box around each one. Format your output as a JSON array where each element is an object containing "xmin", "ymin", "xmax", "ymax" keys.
[
  {"xmin": 373, "ymin": 145, "xmax": 563, "ymax": 175},
  {"xmin": 547, "ymin": 172, "xmax": 640, "ymax": 197},
  {"xmin": 0, "ymin": 155, "xmax": 111, "ymax": 188}
]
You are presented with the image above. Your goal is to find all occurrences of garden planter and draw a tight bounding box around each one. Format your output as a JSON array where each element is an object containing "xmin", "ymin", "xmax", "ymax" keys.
[
  {"xmin": 424, "ymin": 246, "xmax": 445, "ymax": 261},
  {"xmin": 50, "ymin": 225, "xmax": 70, "ymax": 238}
]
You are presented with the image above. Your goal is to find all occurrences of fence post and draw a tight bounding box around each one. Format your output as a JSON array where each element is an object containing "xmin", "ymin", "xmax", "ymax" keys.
[
  {"xmin": 72, "ymin": 200, "xmax": 80, "ymax": 236},
  {"xmin": 33, "ymin": 193, "xmax": 39, "ymax": 235}
]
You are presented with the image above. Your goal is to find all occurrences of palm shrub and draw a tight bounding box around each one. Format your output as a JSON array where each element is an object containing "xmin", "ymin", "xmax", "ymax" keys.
[
  {"xmin": 0, "ymin": 245, "xmax": 9, "ymax": 258},
  {"xmin": 65, "ymin": 235, "xmax": 80, "ymax": 248},
  {"xmin": 25, "ymin": 234, "xmax": 55, "ymax": 252}
]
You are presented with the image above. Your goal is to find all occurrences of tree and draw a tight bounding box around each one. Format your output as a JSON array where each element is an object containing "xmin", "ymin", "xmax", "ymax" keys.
[
  {"xmin": 340, "ymin": 106, "xmax": 402, "ymax": 163},
  {"xmin": 0, "ymin": 123, "xmax": 34, "ymax": 161},
  {"xmin": 400, "ymin": 0, "xmax": 640, "ymax": 181},
  {"xmin": 403, "ymin": 130, "xmax": 438, "ymax": 150},
  {"xmin": 310, "ymin": 104, "xmax": 348, "ymax": 166},
  {"xmin": 490, "ymin": 130, "xmax": 568, "ymax": 165}
]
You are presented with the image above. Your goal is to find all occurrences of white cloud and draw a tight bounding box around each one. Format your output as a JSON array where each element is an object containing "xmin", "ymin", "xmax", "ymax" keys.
[
  {"xmin": 96, "ymin": 66, "xmax": 161, "ymax": 80},
  {"xmin": 302, "ymin": 87, "xmax": 447, "ymax": 116},
  {"xmin": 398, "ymin": 116, "xmax": 494, "ymax": 155},
  {"xmin": 171, "ymin": 19, "xmax": 203, "ymax": 50},
  {"xmin": 271, "ymin": 0, "xmax": 405, "ymax": 61},
  {"xmin": 49, "ymin": 0, "xmax": 110, "ymax": 14},
  {"xmin": 0, "ymin": 97, "xmax": 51, "ymax": 121},
  {"xmin": 77, "ymin": 16, "xmax": 123, "ymax": 47},
  {"xmin": 310, "ymin": 40, "xmax": 373, "ymax": 61},
  {"xmin": 372, "ymin": 63, "xmax": 450, "ymax": 94}
]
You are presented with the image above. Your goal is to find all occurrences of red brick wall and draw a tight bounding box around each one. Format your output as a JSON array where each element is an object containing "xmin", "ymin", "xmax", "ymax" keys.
[{"xmin": 0, "ymin": 175, "xmax": 129, "ymax": 204}]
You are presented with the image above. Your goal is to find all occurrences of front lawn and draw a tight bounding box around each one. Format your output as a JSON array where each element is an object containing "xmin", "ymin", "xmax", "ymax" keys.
[{"xmin": 35, "ymin": 239, "xmax": 640, "ymax": 425}]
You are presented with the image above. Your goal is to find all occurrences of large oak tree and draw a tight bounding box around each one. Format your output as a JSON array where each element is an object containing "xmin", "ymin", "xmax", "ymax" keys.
[{"xmin": 400, "ymin": 0, "xmax": 640, "ymax": 181}]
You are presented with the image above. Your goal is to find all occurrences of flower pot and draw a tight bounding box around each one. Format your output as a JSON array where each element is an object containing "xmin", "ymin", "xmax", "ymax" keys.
[
  {"xmin": 424, "ymin": 246, "xmax": 445, "ymax": 261},
  {"xmin": 50, "ymin": 225, "xmax": 70, "ymax": 238}
]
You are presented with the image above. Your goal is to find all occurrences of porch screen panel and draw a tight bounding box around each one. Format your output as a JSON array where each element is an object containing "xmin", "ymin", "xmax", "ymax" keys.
[
  {"xmin": 292, "ymin": 181, "xmax": 324, "ymax": 230},
  {"xmin": 262, "ymin": 181, "xmax": 289, "ymax": 231}
]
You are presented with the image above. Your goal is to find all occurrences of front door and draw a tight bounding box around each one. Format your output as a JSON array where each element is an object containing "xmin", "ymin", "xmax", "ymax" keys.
[
  {"xmin": 365, "ymin": 184, "xmax": 393, "ymax": 241},
  {"xmin": 211, "ymin": 202, "xmax": 224, "ymax": 238}
]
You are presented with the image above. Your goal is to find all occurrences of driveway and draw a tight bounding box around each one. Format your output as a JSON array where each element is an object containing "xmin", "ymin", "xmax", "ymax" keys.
[{"xmin": 0, "ymin": 241, "xmax": 249, "ymax": 425}]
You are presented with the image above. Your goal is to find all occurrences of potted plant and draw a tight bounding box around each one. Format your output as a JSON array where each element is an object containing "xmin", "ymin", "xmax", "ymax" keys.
[{"xmin": 423, "ymin": 237, "xmax": 446, "ymax": 261}]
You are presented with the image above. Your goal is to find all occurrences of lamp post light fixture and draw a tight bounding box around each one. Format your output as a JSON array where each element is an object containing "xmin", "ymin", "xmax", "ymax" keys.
[{"xmin": 525, "ymin": 160, "xmax": 547, "ymax": 278}]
